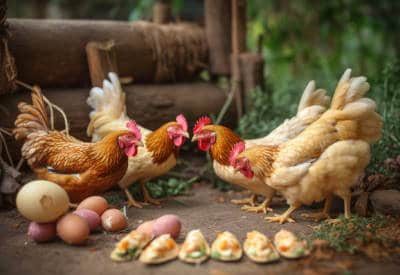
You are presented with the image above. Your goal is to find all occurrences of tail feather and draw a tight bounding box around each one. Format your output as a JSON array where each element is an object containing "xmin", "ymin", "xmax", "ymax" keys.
[
  {"xmin": 329, "ymin": 69, "xmax": 382, "ymax": 143},
  {"xmin": 331, "ymin": 69, "xmax": 370, "ymax": 110},
  {"xmin": 13, "ymin": 87, "xmax": 49, "ymax": 140},
  {"xmin": 297, "ymin": 80, "xmax": 330, "ymax": 113},
  {"xmin": 86, "ymin": 72, "xmax": 129, "ymax": 140}
]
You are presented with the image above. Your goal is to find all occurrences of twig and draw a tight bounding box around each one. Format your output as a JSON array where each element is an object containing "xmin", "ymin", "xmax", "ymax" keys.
[
  {"xmin": 0, "ymin": 129, "xmax": 14, "ymax": 168},
  {"xmin": 215, "ymin": 79, "xmax": 238, "ymax": 125}
]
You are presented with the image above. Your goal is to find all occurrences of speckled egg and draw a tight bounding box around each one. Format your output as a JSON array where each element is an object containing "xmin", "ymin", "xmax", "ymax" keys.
[{"xmin": 101, "ymin": 209, "xmax": 127, "ymax": 232}]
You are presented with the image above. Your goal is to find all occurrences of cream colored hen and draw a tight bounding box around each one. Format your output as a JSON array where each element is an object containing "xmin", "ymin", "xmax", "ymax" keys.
[
  {"xmin": 230, "ymin": 69, "xmax": 383, "ymax": 223},
  {"xmin": 191, "ymin": 80, "xmax": 330, "ymax": 213}
]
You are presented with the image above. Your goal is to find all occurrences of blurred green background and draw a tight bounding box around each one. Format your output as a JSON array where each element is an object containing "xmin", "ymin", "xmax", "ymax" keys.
[{"xmin": 9, "ymin": 0, "xmax": 400, "ymax": 178}]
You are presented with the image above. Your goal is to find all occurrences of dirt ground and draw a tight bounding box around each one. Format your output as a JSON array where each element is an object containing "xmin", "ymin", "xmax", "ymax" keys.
[{"xmin": 0, "ymin": 183, "xmax": 399, "ymax": 275}]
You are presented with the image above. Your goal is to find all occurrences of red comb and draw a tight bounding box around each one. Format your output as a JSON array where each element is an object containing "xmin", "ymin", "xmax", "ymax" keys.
[
  {"xmin": 126, "ymin": 120, "xmax": 141, "ymax": 140},
  {"xmin": 193, "ymin": 116, "xmax": 212, "ymax": 134},
  {"xmin": 176, "ymin": 114, "xmax": 188, "ymax": 131},
  {"xmin": 229, "ymin": 142, "xmax": 245, "ymax": 166}
]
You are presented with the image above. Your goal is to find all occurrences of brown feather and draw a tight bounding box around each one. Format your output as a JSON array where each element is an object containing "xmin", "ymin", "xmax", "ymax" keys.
[
  {"xmin": 239, "ymin": 145, "xmax": 279, "ymax": 178},
  {"xmin": 202, "ymin": 125, "xmax": 243, "ymax": 166},
  {"xmin": 145, "ymin": 122, "xmax": 178, "ymax": 164}
]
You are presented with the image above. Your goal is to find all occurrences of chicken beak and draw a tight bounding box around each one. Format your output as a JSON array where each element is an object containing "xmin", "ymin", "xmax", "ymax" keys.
[
  {"xmin": 191, "ymin": 134, "xmax": 199, "ymax": 142},
  {"xmin": 182, "ymin": 131, "xmax": 190, "ymax": 139}
]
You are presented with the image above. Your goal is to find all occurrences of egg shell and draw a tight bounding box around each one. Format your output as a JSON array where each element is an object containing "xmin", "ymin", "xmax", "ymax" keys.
[
  {"xmin": 101, "ymin": 209, "xmax": 127, "ymax": 232},
  {"xmin": 57, "ymin": 214, "xmax": 90, "ymax": 245},
  {"xmin": 152, "ymin": 214, "xmax": 181, "ymax": 239},
  {"xmin": 16, "ymin": 180, "xmax": 70, "ymax": 222},
  {"xmin": 73, "ymin": 209, "xmax": 101, "ymax": 231},
  {"xmin": 77, "ymin": 196, "xmax": 109, "ymax": 216},
  {"xmin": 28, "ymin": 222, "xmax": 57, "ymax": 243},
  {"xmin": 136, "ymin": 220, "xmax": 155, "ymax": 238}
]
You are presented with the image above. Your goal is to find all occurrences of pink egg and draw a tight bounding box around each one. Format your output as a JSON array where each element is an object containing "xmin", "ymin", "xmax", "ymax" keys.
[
  {"xmin": 152, "ymin": 214, "xmax": 181, "ymax": 239},
  {"xmin": 73, "ymin": 209, "xmax": 101, "ymax": 231},
  {"xmin": 28, "ymin": 221, "xmax": 57, "ymax": 243},
  {"xmin": 136, "ymin": 220, "xmax": 155, "ymax": 238}
]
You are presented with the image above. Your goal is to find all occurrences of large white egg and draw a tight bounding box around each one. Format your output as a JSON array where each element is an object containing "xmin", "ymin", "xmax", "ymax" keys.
[{"xmin": 16, "ymin": 180, "xmax": 70, "ymax": 222}]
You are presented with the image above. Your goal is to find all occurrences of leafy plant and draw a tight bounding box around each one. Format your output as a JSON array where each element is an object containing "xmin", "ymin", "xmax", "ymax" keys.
[
  {"xmin": 368, "ymin": 61, "xmax": 400, "ymax": 175},
  {"xmin": 312, "ymin": 214, "xmax": 388, "ymax": 253}
]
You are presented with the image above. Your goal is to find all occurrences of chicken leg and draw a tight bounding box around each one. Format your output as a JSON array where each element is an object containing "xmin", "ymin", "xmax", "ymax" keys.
[
  {"xmin": 140, "ymin": 181, "xmax": 161, "ymax": 205},
  {"xmin": 265, "ymin": 204, "xmax": 300, "ymax": 224},
  {"xmin": 124, "ymin": 187, "xmax": 143, "ymax": 208},
  {"xmin": 241, "ymin": 198, "xmax": 273, "ymax": 214},
  {"xmin": 302, "ymin": 195, "xmax": 332, "ymax": 221},
  {"xmin": 231, "ymin": 194, "xmax": 257, "ymax": 207}
]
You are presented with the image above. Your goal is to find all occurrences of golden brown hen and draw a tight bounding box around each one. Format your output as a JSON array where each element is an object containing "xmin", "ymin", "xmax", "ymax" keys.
[{"xmin": 13, "ymin": 87, "xmax": 143, "ymax": 202}]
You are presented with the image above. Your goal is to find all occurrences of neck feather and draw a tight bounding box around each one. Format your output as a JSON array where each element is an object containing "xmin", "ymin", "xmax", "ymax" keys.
[
  {"xmin": 209, "ymin": 125, "xmax": 243, "ymax": 166},
  {"xmin": 246, "ymin": 145, "xmax": 279, "ymax": 178},
  {"xmin": 91, "ymin": 130, "xmax": 129, "ymax": 169},
  {"xmin": 146, "ymin": 122, "xmax": 176, "ymax": 164}
]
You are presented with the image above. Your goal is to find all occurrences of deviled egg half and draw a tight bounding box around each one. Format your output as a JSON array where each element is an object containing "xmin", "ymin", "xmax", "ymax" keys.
[
  {"xmin": 244, "ymin": 231, "xmax": 280, "ymax": 263},
  {"xmin": 211, "ymin": 231, "xmax": 242, "ymax": 261},
  {"xmin": 139, "ymin": 234, "xmax": 179, "ymax": 264},
  {"xmin": 274, "ymin": 229, "xmax": 309, "ymax": 259},
  {"xmin": 110, "ymin": 230, "xmax": 152, "ymax": 262},
  {"xmin": 179, "ymin": 229, "xmax": 210, "ymax": 264}
]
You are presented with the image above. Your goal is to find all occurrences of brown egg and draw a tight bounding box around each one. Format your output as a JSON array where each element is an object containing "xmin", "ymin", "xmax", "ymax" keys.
[
  {"xmin": 101, "ymin": 209, "xmax": 127, "ymax": 232},
  {"xmin": 77, "ymin": 196, "xmax": 108, "ymax": 215},
  {"xmin": 57, "ymin": 214, "xmax": 90, "ymax": 245}
]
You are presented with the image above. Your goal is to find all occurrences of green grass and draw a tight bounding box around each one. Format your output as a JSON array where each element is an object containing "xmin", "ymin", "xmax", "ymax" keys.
[{"xmin": 311, "ymin": 214, "xmax": 388, "ymax": 253}]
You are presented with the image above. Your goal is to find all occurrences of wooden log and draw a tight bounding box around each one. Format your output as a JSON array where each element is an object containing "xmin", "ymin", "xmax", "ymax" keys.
[
  {"xmin": 7, "ymin": 19, "xmax": 207, "ymax": 88},
  {"xmin": 0, "ymin": 1, "xmax": 17, "ymax": 95},
  {"xmin": 85, "ymin": 41, "xmax": 118, "ymax": 87},
  {"xmin": 153, "ymin": 0, "xmax": 172, "ymax": 24},
  {"xmin": 231, "ymin": 0, "xmax": 247, "ymax": 119},
  {"xmin": 0, "ymin": 82, "xmax": 236, "ymax": 160},
  {"xmin": 204, "ymin": 0, "xmax": 231, "ymax": 75},
  {"xmin": 239, "ymin": 52, "xmax": 264, "ymax": 96}
]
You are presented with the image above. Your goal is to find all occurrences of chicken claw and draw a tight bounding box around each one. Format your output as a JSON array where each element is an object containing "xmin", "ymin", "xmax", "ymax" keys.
[
  {"xmin": 265, "ymin": 215, "xmax": 295, "ymax": 224},
  {"xmin": 301, "ymin": 212, "xmax": 331, "ymax": 222},
  {"xmin": 141, "ymin": 182, "xmax": 161, "ymax": 206},
  {"xmin": 302, "ymin": 196, "xmax": 332, "ymax": 221},
  {"xmin": 241, "ymin": 199, "xmax": 272, "ymax": 214},
  {"xmin": 231, "ymin": 194, "xmax": 257, "ymax": 206},
  {"xmin": 265, "ymin": 204, "xmax": 299, "ymax": 224},
  {"xmin": 124, "ymin": 188, "xmax": 143, "ymax": 208}
]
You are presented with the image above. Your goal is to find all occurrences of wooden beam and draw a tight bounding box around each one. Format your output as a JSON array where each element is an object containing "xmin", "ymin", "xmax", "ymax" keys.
[
  {"xmin": 0, "ymin": 82, "xmax": 237, "ymax": 160},
  {"xmin": 8, "ymin": 19, "xmax": 207, "ymax": 88},
  {"xmin": 85, "ymin": 41, "xmax": 118, "ymax": 87},
  {"xmin": 204, "ymin": 0, "xmax": 231, "ymax": 75}
]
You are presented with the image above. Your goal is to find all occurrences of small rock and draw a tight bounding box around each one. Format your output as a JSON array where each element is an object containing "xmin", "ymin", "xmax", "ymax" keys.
[
  {"xmin": 370, "ymin": 189, "xmax": 400, "ymax": 216},
  {"xmin": 354, "ymin": 192, "xmax": 369, "ymax": 216}
]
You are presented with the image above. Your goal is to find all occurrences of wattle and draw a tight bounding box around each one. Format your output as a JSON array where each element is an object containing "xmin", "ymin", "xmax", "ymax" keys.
[
  {"xmin": 125, "ymin": 145, "xmax": 138, "ymax": 157},
  {"xmin": 174, "ymin": 136, "xmax": 185, "ymax": 147},
  {"xmin": 198, "ymin": 139, "xmax": 211, "ymax": 151}
]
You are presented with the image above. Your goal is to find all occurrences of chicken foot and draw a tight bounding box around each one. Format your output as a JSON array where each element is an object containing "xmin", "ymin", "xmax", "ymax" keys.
[
  {"xmin": 241, "ymin": 197, "xmax": 273, "ymax": 214},
  {"xmin": 326, "ymin": 193, "xmax": 352, "ymax": 224},
  {"xmin": 231, "ymin": 194, "xmax": 257, "ymax": 207},
  {"xmin": 301, "ymin": 195, "xmax": 332, "ymax": 221},
  {"xmin": 140, "ymin": 181, "xmax": 161, "ymax": 205},
  {"xmin": 265, "ymin": 204, "xmax": 300, "ymax": 224},
  {"xmin": 124, "ymin": 187, "xmax": 143, "ymax": 208}
]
